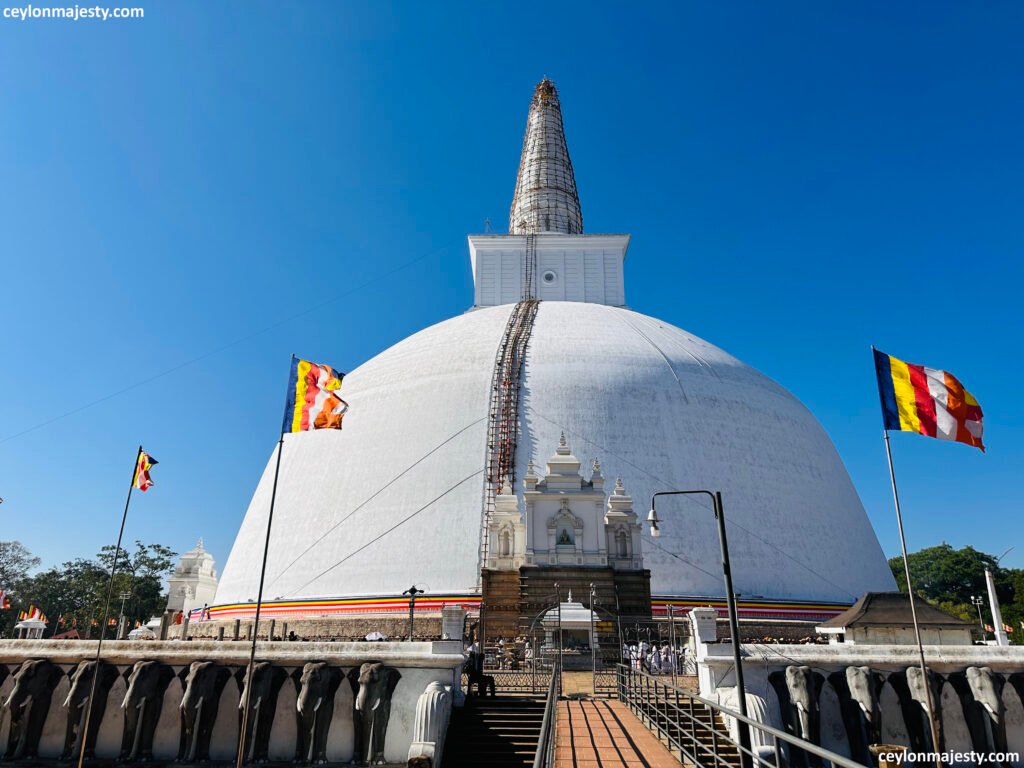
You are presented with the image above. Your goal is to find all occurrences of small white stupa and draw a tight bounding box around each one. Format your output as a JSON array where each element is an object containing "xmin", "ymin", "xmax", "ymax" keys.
[{"xmin": 166, "ymin": 538, "xmax": 218, "ymax": 617}]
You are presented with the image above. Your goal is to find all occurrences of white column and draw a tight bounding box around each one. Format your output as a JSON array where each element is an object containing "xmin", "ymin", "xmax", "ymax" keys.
[{"xmin": 986, "ymin": 568, "xmax": 1009, "ymax": 646}]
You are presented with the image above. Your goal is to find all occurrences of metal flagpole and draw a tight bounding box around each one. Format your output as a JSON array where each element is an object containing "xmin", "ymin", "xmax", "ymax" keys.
[
  {"xmin": 884, "ymin": 431, "xmax": 943, "ymax": 764},
  {"xmin": 77, "ymin": 444, "xmax": 142, "ymax": 768},
  {"xmin": 237, "ymin": 359, "xmax": 294, "ymax": 768}
]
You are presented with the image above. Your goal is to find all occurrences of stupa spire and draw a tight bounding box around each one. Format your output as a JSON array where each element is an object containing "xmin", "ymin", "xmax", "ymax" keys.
[{"xmin": 509, "ymin": 78, "xmax": 583, "ymax": 235}]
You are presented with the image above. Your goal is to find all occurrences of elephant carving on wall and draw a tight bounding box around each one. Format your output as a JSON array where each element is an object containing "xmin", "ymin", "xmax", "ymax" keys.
[
  {"xmin": 889, "ymin": 667, "xmax": 945, "ymax": 753},
  {"xmin": 236, "ymin": 661, "xmax": 287, "ymax": 763},
  {"xmin": 3, "ymin": 658, "xmax": 64, "ymax": 760},
  {"xmin": 178, "ymin": 661, "xmax": 232, "ymax": 763},
  {"xmin": 293, "ymin": 662, "xmax": 343, "ymax": 765},
  {"xmin": 768, "ymin": 666, "xmax": 824, "ymax": 768},
  {"xmin": 62, "ymin": 659, "xmax": 120, "ymax": 760},
  {"xmin": 121, "ymin": 660, "xmax": 175, "ymax": 761},
  {"xmin": 949, "ymin": 667, "xmax": 1007, "ymax": 754},
  {"xmin": 828, "ymin": 666, "xmax": 883, "ymax": 766},
  {"xmin": 347, "ymin": 662, "xmax": 401, "ymax": 766}
]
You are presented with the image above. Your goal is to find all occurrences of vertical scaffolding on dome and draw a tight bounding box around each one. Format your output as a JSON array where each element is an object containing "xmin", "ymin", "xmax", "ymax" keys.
[
  {"xmin": 480, "ymin": 77, "xmax": 583, "ymax": 589},
  {"xmin": 508, "ymin": 78, "xmax": 583, "ymax": 235}
]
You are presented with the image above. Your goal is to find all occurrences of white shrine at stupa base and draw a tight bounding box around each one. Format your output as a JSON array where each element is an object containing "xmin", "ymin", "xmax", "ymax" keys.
[{"xmin": 210, "ymin": 78, "xmax": 896, "ymax": 634}]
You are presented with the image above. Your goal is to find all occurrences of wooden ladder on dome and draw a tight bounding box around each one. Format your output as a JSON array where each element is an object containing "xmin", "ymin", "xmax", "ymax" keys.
[{"xmin": 480, "ymin": 233, "xmax": 539, "ymax": 583}]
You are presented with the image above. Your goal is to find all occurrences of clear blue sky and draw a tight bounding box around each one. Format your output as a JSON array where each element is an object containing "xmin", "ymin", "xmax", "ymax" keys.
[{"xmin": 1, "ymin": 2, "xmax": 1021, "ymax": 579}]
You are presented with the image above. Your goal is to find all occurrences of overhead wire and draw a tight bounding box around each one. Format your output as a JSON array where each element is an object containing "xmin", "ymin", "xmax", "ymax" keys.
[
  {"xmin": 292, "ymin": 468, "xmax": 485, "ymax": 595},
  {"xmin": 266, "ymin": 416, "xmax": 486, "ymax": 589},
  {"xmin": 0, "ymin": 239, "xmax": 461, "ymax": 445}
]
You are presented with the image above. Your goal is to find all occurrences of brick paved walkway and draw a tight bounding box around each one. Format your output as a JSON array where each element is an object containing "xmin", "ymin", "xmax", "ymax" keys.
[{"xmin": 555, "ymin": 699, "xmax": 680, "ymax": 768}]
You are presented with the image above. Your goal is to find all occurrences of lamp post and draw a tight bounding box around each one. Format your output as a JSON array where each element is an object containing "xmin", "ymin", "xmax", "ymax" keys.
[
  {"xmin": 970, "ymin": 595, "xmax": 986, "ymax": 638},
  {"xmin": 403, "ymin": 585, "xmax": 424, "ymax": 642},
  {"xmin": 118, "ymin": 591, "xmax": 131, "ymax": 639},
  {"xmin": 648, "ymin": 490, "xmax": 751, "ymax": 768}
]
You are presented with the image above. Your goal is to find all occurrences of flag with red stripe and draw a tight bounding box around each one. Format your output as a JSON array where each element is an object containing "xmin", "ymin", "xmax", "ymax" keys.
[
  {"xmin": 873, "ymin": 349, "xmax": 984, "ymax": 451},
  {"xmin": 283, "ymin": 356, "xmax": 348, "ymax": 432},
  {"xmin": 133, "ymin": 450, "xmax": 158, "ymax": 491}
]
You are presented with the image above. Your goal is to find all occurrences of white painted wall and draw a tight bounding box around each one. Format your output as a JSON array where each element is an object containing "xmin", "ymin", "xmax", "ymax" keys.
[{"xmin": 468, "ymin": 234, "xmax": 629, "ymax": 307}]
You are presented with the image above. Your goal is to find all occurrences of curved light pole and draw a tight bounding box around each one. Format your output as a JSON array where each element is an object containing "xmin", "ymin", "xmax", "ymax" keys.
[{"xmin": 648, "ymin": 490, "xmax": 751, "ymax": 768}]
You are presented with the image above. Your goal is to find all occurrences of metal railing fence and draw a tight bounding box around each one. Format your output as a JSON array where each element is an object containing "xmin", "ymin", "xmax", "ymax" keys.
[
  {"xmin": 617, "ymin": 665, "xmax": 868, "ymax": 768},
  {"xmin": 533, "ymin": 658, "xmax": 562, "ymax": 768}
]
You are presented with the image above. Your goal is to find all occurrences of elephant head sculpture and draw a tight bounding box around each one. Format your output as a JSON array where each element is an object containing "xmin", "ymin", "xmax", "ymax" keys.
[
  {"xmin": 120, "ymin": 659, "xmax": 175, "ymax": 761},
  {"xmin": 4, "ymin": 658, "xmax": 64, "ymax": 760},
  {"xmin": 965, "ymin": 667, "xmax": 1006, "ymax": 753},
  {"xmin": 293, "ymin": 662, "xmax": 343, "ymax": 765},
  {"xmin": 889, "ymin": 667, "xmax": 944, "ymax": 754},
  {"xmin": 828, "ymin": 666, "xmax": 883, "ymax": 765},
  {"xmin": 178, "ymin": 660, "xmax": 231, "ymax": 763},
  {"xmin": 786, "ymin": 666, "xmax": 823, "ymax": 741},
  {"xmin": 236, "ymin": 661, "xmax": 287, "ymax": 763},
  {"xmin": 767, "ymin": 666, "xmax": 824, "ymax": 768},
  {"xmin": 347, "ymin": 662, "xmax": 401, "ymax": 766},
  {"xmin": 62, "ymin": 659, "xmax": 119, "ymax": 759}
]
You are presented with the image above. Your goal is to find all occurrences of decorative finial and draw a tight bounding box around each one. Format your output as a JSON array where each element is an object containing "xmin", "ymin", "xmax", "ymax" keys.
[
  {"xmin": 567, "ymin": 590, "xmax": 573, "ymax": 603},
  {"xmin": 500, "ymin": 476, "xmax": 513, "ymax": 495},
  {"xmin": 559, "ymin": 431, "xmax": 567, "ymax": 448},
  {"xmin": 615, "ymin": 477, "xmax": 625, "ymax": 494},
  {"xmin": 196, "ymin": 537, "xmax": 204, "ymax": 550},
  {"xmin": 592, "ymin": 458, "xmax": 601, "ymax": 473}
]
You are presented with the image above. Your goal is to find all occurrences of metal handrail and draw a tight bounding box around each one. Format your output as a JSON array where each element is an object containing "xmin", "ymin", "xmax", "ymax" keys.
[
  {"xmin": 532, "ymin": 658, "xmax": 561, "ymax": 768},
  {"xmin": 616, "ymin": 665, "xmax": 868, "ymax": 768}
]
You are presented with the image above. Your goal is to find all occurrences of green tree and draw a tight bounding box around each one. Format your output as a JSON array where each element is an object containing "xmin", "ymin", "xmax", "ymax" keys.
[
  {"xmin": 0, "ymin": 541, "xmax": 40, "ymax": 589},
  {"xmin": 889, "ymin": 543, "xmax": 1023, "ymax": 638},
  {"xmin": 0, "ymin": 541, "xmax": 42, "ymax": 636},
  {"xmin": 9, "ymin": 541, "xmax": 177, "ymax": 639}
]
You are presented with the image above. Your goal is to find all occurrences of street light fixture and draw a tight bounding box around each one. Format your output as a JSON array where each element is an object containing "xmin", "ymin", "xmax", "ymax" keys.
[
  {"xmin": 646, "ymin": 508, "xmax": 661, "ymax": 538},
  {"xmin": 970, "ymin": 595, "xmax": 986, "ymax": 637},
  {"xmin": 648, "ymin": 490, "xmax": 752, "ymax": 768},
  {"xmin": 402, "ymin": 585, "xmax": 424, "ymax": 642}
]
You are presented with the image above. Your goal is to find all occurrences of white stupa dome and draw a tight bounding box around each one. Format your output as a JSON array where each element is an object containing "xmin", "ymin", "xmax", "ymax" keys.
[
  {"xmin": 214, "ymin": 78, "xmax": 895, "ymax": 620},
  {"xmin": 216, "ymin": 300, "xmax": 894, "ymax": 610}
]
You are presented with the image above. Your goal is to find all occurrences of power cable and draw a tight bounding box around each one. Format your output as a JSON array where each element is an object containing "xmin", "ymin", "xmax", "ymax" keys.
[
  {"xmin": 266, "ymin": 416, "xmax": 486, "ymax": 589},
  {"xmin": 0, "ymin": 239, "xmax": 460, "ymax": 445},
  {"xmin": 292, "ymin": 468, "xmax": 484, "ymax": 595}
]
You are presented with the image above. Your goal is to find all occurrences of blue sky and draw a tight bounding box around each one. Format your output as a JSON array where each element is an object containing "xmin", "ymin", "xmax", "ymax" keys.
[{"xmin": 1, "ymin": 2, "xmax": 1021, "ymax": 578}]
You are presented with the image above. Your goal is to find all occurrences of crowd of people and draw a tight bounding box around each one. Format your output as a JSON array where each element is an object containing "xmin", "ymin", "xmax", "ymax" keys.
[{"xmin": 622, "ymin": 641, "xmax": 688, "ymax": 675}]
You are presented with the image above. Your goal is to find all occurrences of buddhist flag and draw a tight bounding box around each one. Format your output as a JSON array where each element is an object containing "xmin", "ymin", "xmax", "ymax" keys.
[
  {"xmin": 133, "ymin": 450, "xmax": 158, "ymax": 491},
  {"xmin": 873, "ymin": 349, "xmax": 984, "ymax": 452},
  {"xmin": 284, "ymin": 356, "xmax": 348, "ymax": 432}
]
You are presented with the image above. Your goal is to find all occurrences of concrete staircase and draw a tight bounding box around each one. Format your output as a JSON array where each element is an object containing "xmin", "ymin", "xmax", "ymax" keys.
[{"xmin": 441, "ymin": 697, "xmax": 546, "ymax": 768}]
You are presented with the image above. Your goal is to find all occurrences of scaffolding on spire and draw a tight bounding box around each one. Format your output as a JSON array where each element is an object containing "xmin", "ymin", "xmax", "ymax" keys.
[{"xmin": 508, "ymin": 78, "xmax": 583, "ymax": 235}]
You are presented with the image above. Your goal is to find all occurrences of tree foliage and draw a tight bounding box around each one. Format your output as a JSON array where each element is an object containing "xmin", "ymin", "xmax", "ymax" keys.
[
  {"xmin": 0, "ymin": 540, "xmax": 177, "ymax": 638},
  {"xmin": 889, "ymin": 543, "xmax": 1024, "ymax": 637}
]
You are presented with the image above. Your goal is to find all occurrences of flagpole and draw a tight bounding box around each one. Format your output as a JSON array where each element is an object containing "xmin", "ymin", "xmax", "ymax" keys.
[
  {"xmin": 236, "ymin": 358, "xmax": 293, "ymax": 768},
  {"xmin": 884, "ymin": 431, "xmax": 943, "ymax": 765},
  {"xmin": 77, "ymin": 444, "xmax": 142, "ymax": 768}
]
